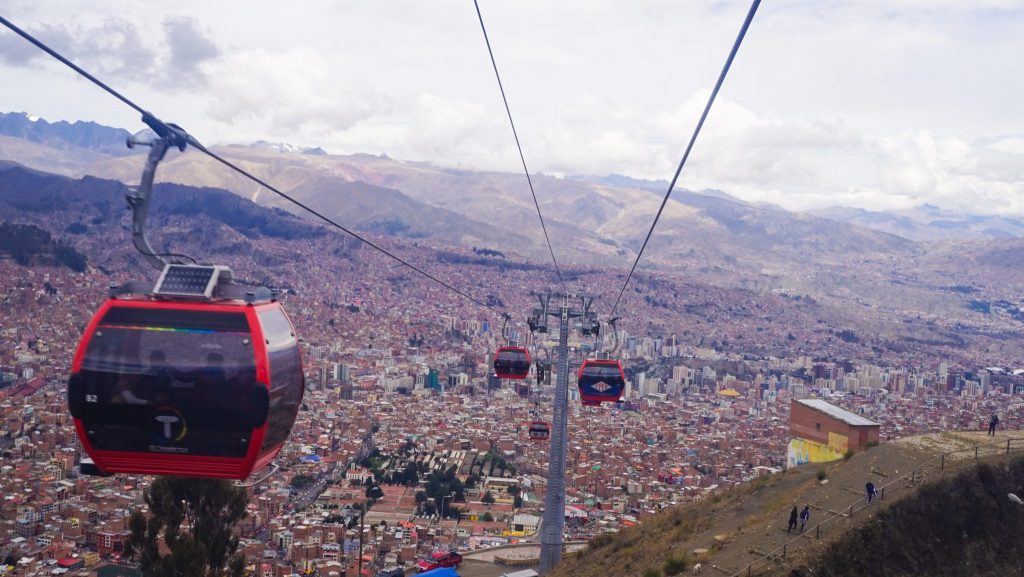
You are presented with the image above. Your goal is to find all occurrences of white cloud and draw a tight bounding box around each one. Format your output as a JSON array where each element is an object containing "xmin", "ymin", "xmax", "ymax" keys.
[
  {"xmin": 0, "ymin": 1, "xmax": 1023, "ymax": 214},
  {"xmin": 162, "ymin": 17, "xmax": 220, "ymax": 87},
  {"xmin": 0, "ymin": 15, "xmax": 219, "ymax": 90},
  {"xmin": 204, "ymin": 46, "xmax": 386, "ymax": 138}
]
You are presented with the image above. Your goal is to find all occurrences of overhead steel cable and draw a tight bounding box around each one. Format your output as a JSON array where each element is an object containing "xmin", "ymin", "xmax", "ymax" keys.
[
  {"xmin": 473, "ymin": 0, "xmax": 567, "ymax": 293},
  {"xmin": 0, "ymin": 14, "xmax": 509, "ymax": 319},
  {"xmin": 184, "ymin": 138, "xmax": 509, "ymax": 316},
  {"xmin": 609, "ymin": 0, "xmax": 762, "ymax": 319}
]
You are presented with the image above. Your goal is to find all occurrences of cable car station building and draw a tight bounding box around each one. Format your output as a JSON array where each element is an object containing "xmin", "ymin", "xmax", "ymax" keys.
[{"xmin": 787, "ymin": 399, "xmax": 880, "ymax": 468}]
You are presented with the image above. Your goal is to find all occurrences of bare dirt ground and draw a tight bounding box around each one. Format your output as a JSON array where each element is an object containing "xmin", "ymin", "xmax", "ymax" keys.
[{"xmin": 674, "ymin": 431, "xmax": 1024, "ymax": 577}]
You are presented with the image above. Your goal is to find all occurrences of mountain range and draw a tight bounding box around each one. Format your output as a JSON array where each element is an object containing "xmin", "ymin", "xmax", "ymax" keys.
[
  {"xmin": 0, "ymin": 112, "xmax": 913, "ymax": 280},
  {"xmin": 3, "ymin": 112, "xmax": 1024, "ymax": 366},
  {"xmin": 0, "ymin": 111, "xmax": 136, "ymax": 157},
  {"xmin": 809, "ymin": 204, "xmax": 1024, "ymax": 242}
]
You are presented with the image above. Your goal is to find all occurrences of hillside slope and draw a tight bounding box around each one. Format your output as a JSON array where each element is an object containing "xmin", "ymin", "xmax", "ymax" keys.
[
  {"xmin": 551, "ymin": 431, "xmax": 1024, "ymax": 577},
  {"xmin": 804, "ymin": 455, "xmax": 1024, "ymax": 577}
]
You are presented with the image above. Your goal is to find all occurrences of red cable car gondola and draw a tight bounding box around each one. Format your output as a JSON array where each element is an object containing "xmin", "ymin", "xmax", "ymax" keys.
[
  {"xmin": 526, "ymin": 420, "xmax": 551, "ymax": 441},
  {"xmin": 577, "ymin": 359, "xmax": 626, "ymax": 406},
  {"xmin": 494, "ymin": 346, "xmax": 531, "ymax": 380},
  {"xmin": 66, "ymin": 129, "xmax": 304, "ymax": 480},
  {"xmin": 68, "ymin": 296, "xmax": 304, "ymax": 479}
]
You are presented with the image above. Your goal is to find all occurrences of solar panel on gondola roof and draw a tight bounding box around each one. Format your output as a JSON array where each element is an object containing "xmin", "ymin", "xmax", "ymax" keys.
[{"xmin": 154, "ymin": 265, "xmax": 221, "ymax": 298}]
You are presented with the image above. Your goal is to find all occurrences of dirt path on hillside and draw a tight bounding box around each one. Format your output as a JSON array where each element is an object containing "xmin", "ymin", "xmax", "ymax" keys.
[{"xmin": 674, "ymin": 431, "xmax": 1024, "ymax": 577}]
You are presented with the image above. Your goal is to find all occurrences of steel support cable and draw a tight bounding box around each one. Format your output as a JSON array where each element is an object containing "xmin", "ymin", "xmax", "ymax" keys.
[
  {"xmin": 608, "ymin": 0, "xmax": 762, "ymax": 319},
  {"xmin": 0, "ymin": 14, "xmax": 508, "ymax": 319},
  {"xmin": 186, "ymin": 139, "xmax": 508, "ymax": 316},
  {"xmin": 473, "ymin": 0, "xmax": 567, "ymax": 293}
]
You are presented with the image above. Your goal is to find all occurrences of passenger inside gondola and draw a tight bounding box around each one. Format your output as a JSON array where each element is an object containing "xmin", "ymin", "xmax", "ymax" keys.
[{"xmin": 112, "ymin": 374, "xmax": 148, "ymax": 405}]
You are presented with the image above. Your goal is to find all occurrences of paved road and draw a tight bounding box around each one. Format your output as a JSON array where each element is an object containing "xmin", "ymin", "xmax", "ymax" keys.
[{"xmin": 290, "ymin": 473, "xmax": 330, "ymax": 511}]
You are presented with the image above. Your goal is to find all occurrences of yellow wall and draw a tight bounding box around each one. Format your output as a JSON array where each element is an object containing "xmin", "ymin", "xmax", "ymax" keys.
[{"xmin": 787, "ymin": 433, "xmax": 848, "ymax": 468}]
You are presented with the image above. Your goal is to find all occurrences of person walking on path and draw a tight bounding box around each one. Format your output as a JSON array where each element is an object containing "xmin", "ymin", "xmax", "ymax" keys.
[
  {"xmin": 787, "ymin": 506, "xmax": 798, "ymax": 534},
  {"xmin": 866, "ymin": 481, "xmax": 877, "ymax": 504},
  {"xmin": 799, "ymin": 505, "xmax": 810, "ymax": 533},
  {"xmin": 989, "ymin": 413, "xmax": 999, "ymax": 436}
]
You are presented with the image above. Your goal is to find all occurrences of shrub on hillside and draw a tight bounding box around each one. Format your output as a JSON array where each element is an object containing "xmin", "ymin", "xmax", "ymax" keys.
[
  {"xmin": 663, "ymin": 553, "xmax": 690, "ymax": 576},
  {"xmin": 588, "ymin": 532, "xmax": 615, "ymax": 551}
]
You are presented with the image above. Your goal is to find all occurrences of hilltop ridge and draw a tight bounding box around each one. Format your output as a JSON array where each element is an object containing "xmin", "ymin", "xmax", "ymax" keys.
[{"xmin": 551, "ymin": 430, "xmax": 1024, "ymax": 577}]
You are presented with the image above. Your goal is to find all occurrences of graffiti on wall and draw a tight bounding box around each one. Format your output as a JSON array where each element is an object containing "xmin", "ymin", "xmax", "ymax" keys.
[
  {"xmin": 787, "ymin": 432, "xmax": 849, "ymax": 468},
  {"xmin": 828, "ymin": 431, "xmax": 849, "ymax": 454}
]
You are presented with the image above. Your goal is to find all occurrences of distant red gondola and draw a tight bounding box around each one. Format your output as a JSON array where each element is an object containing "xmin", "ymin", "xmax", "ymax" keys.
[
  {"xmin": 577, "ymin": 359, "xmax": 626, "ymax": 405},
  {"xmin": 494, "ymin": 346, "xmax": 531, "ymax": 380},
  {"xmin": 68, "ymin": 297, "xmax": 304, "ymax": 479},
  {"xmin": 527, "ymin": 420, "xmax": 551, "ymax": 441}
]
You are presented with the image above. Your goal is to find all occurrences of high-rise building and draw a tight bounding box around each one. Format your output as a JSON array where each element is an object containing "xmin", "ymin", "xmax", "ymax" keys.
[
  {"xmin": 447, "ymin": 372, "xmax": 468, "ymax": 389},
  {"xmin": 332, "ymin": 363, "xmax": 350, "ymax": 383}
]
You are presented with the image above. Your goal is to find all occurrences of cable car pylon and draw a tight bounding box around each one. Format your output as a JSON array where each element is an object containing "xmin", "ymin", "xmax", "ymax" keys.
[{"xmin": 535, "ymin": 292, "xmax": 597, "ymax": 573}]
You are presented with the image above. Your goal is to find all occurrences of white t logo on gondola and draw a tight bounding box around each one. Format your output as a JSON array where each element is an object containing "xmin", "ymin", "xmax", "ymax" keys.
[
  {"xmin": 592, "ymin": 381, "xmax": 611, "ymax": 392},
  {"xmin": 156, "ymin": 415, "xmax": 180, "ymax": 439},
  {"xmin": 153, "ymin": 407, "xmax": 188, "ymax": 442}
]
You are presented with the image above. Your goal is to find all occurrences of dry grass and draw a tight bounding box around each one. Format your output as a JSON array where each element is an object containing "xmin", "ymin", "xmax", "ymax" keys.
[{"xmin": 550, "ymin": 476, "xmax": 790, "ymax": 577}]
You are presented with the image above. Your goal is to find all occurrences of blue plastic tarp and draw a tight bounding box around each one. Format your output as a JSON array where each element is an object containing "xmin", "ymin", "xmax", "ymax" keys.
[{"xmin": 418, "ymin": 568, "xmax": 459, "ymax": 577}]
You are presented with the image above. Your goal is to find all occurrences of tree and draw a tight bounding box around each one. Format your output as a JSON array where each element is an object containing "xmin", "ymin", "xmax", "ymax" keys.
[
  {"xmin": 399, "ymin": 462, "xmax": 419, "ymax": 486},
  {"xmin": 365, "ymin": 485, "xmax": 385, "ymax": 501},
  {"xmin": 481, "ymin": 512, "xmax": 494, "ymax": 522},
  {"xmin": 126, "ymin": 478, "xmax": 247, "ymax": 577},
  {"xmin": 513, "ymin": 495, "xmax": 523, "ymax": 509},
  {"xmin": 482, "ymin": 491, "xmax": 495, "ymax": 505},
  {"xmin": 290, "ymin": 474, "xmax": 314, "ymax": 489}
]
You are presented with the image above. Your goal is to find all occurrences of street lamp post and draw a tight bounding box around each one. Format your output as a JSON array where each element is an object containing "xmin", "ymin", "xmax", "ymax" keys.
[{"xmin": 357, "ymin": 503, "xmax": 367, "ymax": 577}]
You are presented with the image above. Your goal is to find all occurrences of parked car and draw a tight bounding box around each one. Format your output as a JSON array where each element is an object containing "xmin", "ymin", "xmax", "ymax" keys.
[
  {"xmin": 376, "ymin": 567, "xmax": 404, "ymax": 577},
  {"xmin": 416, "ymin": 551, "xmax": 463, "ymax": 572}
]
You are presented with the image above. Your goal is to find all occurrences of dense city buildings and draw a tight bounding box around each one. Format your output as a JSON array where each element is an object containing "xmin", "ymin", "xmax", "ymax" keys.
[{"xmin": 3, "ymin": 246, "xmax": 1024, "ymax": 576}]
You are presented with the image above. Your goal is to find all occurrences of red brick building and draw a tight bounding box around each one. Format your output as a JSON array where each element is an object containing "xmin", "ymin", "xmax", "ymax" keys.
[
  {"xmin": 96, "ymin": 529, "xmax": 130, "ymax": 556},
  {"xmin": 788, "ymin": 399, "xmax": 880, "ymax": 467}
]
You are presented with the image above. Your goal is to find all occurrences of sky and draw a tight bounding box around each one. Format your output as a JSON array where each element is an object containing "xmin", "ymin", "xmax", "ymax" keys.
[{"xmin": 1, "ymin": 0, "xmax": 1023, "ymax": 215}]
